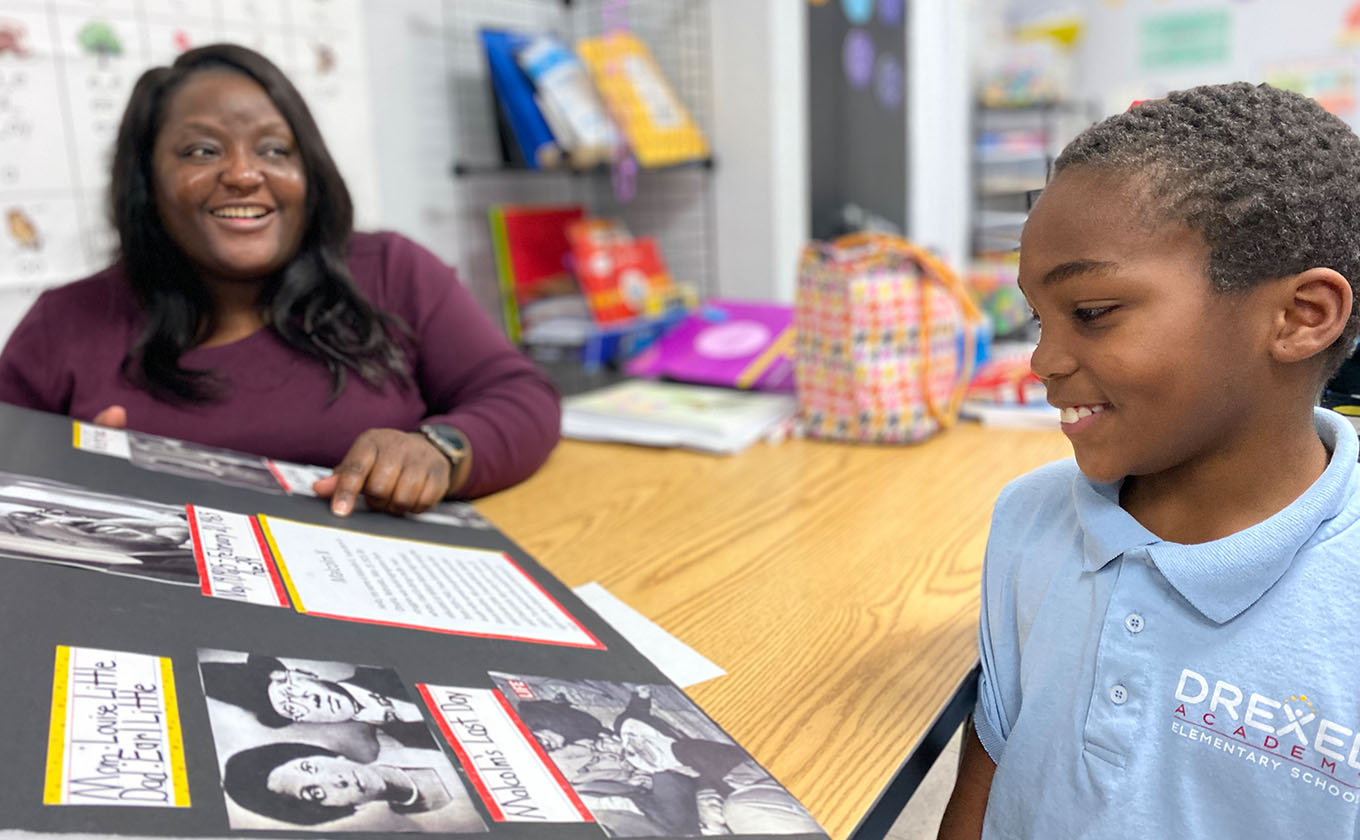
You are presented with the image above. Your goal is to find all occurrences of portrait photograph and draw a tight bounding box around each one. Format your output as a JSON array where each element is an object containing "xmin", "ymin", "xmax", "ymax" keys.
[
  {"xmin": 198, "ymin": 649, "xmax": 487, "ymax": 834},
  {"xmin": 127, "ymin": 431, "xmax": 285, "ymax": 494},
  {"xmin": 0, "ymin": 470, "xmax": 199, "ymax": 585}
]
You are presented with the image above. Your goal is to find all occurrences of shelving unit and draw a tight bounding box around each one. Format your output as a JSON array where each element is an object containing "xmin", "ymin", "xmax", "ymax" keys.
[
  {"xmin": 441, "ymin": 0, "xmax": 717, "ymax": 341},
  {"xmin": 969, "ymin": 102, "xmax": 1077, "ymax": 256},
  {"xmin": 968, "ymin": 100, "xmax": 1093, "ymax": 340}
]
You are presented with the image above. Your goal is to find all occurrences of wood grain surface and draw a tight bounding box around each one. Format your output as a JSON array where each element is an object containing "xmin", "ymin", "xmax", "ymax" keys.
[{"xmin": 478, "ymin": 425, "xmax": 1072, "ymax": 839}]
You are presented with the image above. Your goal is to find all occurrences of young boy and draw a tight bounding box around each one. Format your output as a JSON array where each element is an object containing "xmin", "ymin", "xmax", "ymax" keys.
[{"xmin": 938, "ymin": 82, "xmax": 1360, "ymax": 838}]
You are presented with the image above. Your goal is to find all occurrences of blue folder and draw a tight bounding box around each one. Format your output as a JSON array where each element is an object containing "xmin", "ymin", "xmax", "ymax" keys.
[{"xmin": 479, "ymin": 28, "xmax": 559, "ymax": 170}]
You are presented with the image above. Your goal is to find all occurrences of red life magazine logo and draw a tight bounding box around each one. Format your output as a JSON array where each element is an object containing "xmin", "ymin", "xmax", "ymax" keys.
[{"xmin": 507, "ymin": 679, "xmax": 535, "ymax": 699}]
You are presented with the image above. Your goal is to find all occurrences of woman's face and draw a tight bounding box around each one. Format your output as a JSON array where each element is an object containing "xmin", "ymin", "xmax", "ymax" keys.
[
  {"xmin": 266, "ymin": 755, "xmax": 385, "ymax": 809},
  {"xmin": 152, "ymin": 69, "xmax": 307, "ymax": 283}
]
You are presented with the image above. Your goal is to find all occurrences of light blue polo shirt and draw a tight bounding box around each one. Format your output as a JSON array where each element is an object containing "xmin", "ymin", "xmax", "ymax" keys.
[{"xmin": 975, "ymin": 408, "xmax": 1360, "ymax": 839}]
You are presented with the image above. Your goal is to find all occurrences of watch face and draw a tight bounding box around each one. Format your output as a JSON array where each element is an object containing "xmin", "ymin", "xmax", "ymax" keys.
[{"xmin": 422, "ymin": 424, "xmax": 467, "ymax": 461}]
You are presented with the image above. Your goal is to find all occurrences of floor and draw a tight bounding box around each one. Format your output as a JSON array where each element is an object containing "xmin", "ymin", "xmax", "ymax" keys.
[{"xmin": 881, "ymin": 724, "xmax": 962, "ymax": 840}]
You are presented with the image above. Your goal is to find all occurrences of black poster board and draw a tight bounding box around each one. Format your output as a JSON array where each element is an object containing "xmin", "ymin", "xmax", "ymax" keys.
[
  {"xmin": 807, "ymin": 0, "xmax": 908, "ymax": 239},
  {"xmin": 0, "ymin": 404, "xmax": 824, "ymax": 840}
]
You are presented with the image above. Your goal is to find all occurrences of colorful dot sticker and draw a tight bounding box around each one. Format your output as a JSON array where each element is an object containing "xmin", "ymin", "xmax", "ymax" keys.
[{"xmin": 843, "ymin": 29, "xmax": 874, "ymax": 88}]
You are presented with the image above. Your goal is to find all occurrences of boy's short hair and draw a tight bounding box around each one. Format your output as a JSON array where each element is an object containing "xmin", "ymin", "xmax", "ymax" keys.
[{"xmin": 1053, "ymin": 82, "xmax": 1360, "ymax": 381}]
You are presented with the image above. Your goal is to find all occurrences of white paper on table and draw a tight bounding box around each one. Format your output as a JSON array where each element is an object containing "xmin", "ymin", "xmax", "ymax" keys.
[
  {"xmin": 260, "ymin": 516, "xmax": 604, "ymax": 648},
  {"xmin": 572, "ymin": 582, "xmax": 726, "ymax": 688}
]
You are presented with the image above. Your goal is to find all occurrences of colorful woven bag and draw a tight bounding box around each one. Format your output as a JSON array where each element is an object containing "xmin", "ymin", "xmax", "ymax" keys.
[{"xmin": 795, "ymin": 233, "xmax": 982, "ymax": 443}]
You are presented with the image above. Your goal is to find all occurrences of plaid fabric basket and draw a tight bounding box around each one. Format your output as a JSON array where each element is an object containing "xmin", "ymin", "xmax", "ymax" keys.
[{"xmin": 795, "ymin": 233, "xmax": 982, "ymax": 443}]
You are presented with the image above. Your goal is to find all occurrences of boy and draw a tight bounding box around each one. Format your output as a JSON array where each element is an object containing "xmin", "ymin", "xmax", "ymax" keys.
[{"xmin": 939, "ymin": 82, "xmax": 1360, "ymax": 838}]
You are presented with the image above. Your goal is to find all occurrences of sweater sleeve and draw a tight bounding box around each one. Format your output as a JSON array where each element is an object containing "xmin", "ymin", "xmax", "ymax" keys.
[
  {"xmin": 0, "ymin": 291, "xmax": 73, "ymax": 414},
  {"xmin": 377, "ymin": 234, "xmax": 561, "ymax": 498}
]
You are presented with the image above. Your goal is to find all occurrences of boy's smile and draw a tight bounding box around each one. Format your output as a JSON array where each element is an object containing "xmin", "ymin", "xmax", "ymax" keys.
[{"xmin": 1018, "ymin": 169, "xmax": 1274, "ymax": 487}]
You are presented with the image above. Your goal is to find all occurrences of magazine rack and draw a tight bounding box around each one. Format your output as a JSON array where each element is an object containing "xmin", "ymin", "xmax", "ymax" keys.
[{"xmin": 443, "ymin": 0, "xmax": 718, "ymax": 342}]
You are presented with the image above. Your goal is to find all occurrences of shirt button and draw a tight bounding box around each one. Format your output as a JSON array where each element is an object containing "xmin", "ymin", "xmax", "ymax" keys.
[
  {"xmin": 1109, "ymin": 684, "xmax": 1129, "ymax": 705},
  {"xmin": 1124, "ymin": 613, "xmax": 1145, "ymax": 633}
]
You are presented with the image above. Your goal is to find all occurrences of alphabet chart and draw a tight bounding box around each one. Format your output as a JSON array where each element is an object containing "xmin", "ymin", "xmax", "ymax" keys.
[{"xmin": 0, "ymin": 0, "xmax": 378, "ymax": 314}]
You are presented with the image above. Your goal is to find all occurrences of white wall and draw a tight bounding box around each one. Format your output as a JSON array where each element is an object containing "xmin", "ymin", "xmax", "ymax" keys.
[
  {"xmin": 907, "ymin": 0, "xmax": 972, "ymax": 272},
  {"xmin": 709, "ymin": 0, "xmax": 808, "ymax": 302},
  {"xmin": 1007, "ymin": 0, "xmax": 1360, "ymax": 127}
]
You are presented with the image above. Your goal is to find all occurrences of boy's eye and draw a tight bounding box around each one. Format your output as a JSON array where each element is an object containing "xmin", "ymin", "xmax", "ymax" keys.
[{"xmin": 1073, "ymin": 305, "xmax": 1117, "ymax": 323}]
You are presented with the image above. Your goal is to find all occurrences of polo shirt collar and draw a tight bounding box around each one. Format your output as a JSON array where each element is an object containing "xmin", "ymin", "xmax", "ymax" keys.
[{"xmin": 1074, "ymin": 408, "xmax": 1357, "ymax": 625}]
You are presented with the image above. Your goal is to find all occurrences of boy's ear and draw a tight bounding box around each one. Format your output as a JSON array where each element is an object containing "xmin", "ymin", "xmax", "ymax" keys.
[{"xmin": 1268, "ymin": 267, "xmax": 1353, "ymax": 365}]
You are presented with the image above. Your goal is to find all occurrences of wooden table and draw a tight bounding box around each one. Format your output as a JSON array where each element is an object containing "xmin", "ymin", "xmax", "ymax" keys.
[{"xmin": 479, "ymin": 425, "xmax": 1072, "ymax": 840}]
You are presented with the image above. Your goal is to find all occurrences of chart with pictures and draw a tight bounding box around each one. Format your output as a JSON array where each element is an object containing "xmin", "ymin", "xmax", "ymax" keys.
[{"xmin": 0, "ymin": 0, "xmax": 379, "ymax": 293}]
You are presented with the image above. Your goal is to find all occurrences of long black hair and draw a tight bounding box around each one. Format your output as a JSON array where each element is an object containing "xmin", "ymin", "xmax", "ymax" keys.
[{"xmin": 110, "ymin": 43, "xmax": 409, "ymax": 402}]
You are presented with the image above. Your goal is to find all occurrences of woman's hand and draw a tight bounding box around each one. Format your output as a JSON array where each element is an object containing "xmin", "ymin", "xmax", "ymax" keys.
[{"xmin": 313, "ymin": 428, "xmax": 451, "ymax": 517}]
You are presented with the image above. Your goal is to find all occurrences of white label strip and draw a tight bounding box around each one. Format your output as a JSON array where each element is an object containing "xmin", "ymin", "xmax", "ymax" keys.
[
  {"xmin": 186, "ymin": 506, "xmax": 289, "ymax": 607},
  {"xmin": 44, "ymin": 646, "xmax": 190, "ymax": 807},
  {"xmin": 71, "ymin": 422, "xmax": 131, "ymax": 459},
  {"xmin": 418, "ymin": 685, "xmax": 592, "ymax": 823},
  {"xmin": 267, "ymin": 460, "xmax": 331, "ymax": 497}
]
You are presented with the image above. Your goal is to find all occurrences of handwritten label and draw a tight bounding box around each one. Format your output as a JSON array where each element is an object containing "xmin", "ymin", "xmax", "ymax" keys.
[
  {"xmin": 418, "ymin": 685, "xmax": 590, "ymax": 823},
  {"xmin": 71, "ymin": 422, "xmax": 131, "ymax": 459},
  {"xmin": 44, "ymin": 646, "xmax": 190, "ymax": 807},
  {"xmin": 187, "ymin": 507, "xmax": 289, "ymax": 607}
]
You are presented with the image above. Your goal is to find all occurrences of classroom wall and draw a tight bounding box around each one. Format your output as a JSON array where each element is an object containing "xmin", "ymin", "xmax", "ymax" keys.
[
  {"xmin": 908, "ymin": 0, "xmax": 971, "ymax": 273},
  {"xmin": 710, "ymin": 0, "xmax": 808, "ymax": 302},
  {"xmin": 0, "ymin": 0, "xmax": 381, "ymax": 347},
  {"xmin": 0, "ymin": 0, "xmax": 973, "ymax": 349},
  {"xmin": 1006, "ymin": 0, "xmax": 1360, "ymax": 129}
]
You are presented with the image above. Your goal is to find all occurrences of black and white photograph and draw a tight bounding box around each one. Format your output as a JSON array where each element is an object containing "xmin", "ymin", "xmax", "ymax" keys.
[
  {"xmin": 127, "ymin": 431, "xmax": 285, "ymax": 494},
  {"xmin": 0, "ymin": 470, "xmax": 199, "ymax": 585},
  {"xmin": 198, "ymin": 649, "xmax": 487, "ymax": 834},
  {"xmin": 489, "ymin": 672, "xmax": 823, "ymax": 837}
]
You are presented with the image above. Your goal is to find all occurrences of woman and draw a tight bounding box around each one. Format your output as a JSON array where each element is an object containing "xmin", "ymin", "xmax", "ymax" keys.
[
  {"xmin": 222, "ymin": 742, "xmax": 453, "ymax": 827},
  {"xmin": 0, "ymin": 44, "xmax": 559, "ymax": 514}
]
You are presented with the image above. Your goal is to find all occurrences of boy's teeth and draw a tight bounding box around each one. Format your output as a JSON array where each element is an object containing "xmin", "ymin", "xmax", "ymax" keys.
[{"xmin": 1061, "ymin": 405, "xmax": 1105, "ymax": 424}]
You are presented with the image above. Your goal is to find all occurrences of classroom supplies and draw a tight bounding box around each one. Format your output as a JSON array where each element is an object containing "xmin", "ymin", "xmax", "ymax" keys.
[
  {"xmin": 576, "ymin": 31, "xmax": 709, "ymax": 167},
  {"xmin": 566, "ymin": 217, "xmax": 683, "ymax": 324},
  {"xmin": 625, "ymin": 299, "xmax": 796, "ymax": 392},
  {"xmin": 796, "ymin": 233, "xmax": 982, "ymax": 443},
  {"xmin": 487, "ymin": 204, "xmax": 588, "ymax": 344},
  {"xmin": 515, "ymin": 33, "xmax": 617, "ymax": 168},
  {"xmin": 479, "ymin": 28, "xmax": 561, "ymax": 170},
  {"xmin": 562, "ymin": 379, "xmax": 797, "ymax": 454}
]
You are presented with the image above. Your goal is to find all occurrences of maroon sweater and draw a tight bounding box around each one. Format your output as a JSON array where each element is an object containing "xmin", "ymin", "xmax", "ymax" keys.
[{"xmin": 0, "ymin": 232, "xmax": 560, "ymax": 498}]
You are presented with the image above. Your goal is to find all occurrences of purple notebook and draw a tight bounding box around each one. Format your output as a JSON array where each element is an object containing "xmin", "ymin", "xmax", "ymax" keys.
[{"xmin": 624, "ymin": 299, "xmax": 795, "ymax": 392}]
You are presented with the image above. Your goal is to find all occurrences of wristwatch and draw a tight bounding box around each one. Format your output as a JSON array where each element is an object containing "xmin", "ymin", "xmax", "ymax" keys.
[{"xmin": 418, "ymin": 423, "xmax": 470, "ymax": 470}]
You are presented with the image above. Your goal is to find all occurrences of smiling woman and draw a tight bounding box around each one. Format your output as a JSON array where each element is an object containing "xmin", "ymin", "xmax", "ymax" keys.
[{"xmin": 0, "ymin": 44, "xmax": 560, "ymax": 512}]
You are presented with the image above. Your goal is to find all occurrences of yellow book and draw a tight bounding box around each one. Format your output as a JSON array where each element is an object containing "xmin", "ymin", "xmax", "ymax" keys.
[{"xmin": 576, "ymin": 32, "xmax": 709, "ymax": 168}]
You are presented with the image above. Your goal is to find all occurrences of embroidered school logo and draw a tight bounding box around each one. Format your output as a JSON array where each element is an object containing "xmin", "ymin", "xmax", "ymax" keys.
[{"xmin": 1171, "ymin": 668, "xmax": 1360, "ymax": 804}]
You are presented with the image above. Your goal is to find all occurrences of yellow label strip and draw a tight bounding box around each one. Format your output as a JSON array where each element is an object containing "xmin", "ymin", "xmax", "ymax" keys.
[
  {"xmin": 158, "ymin": 656, "xmax": 191, "ymax": 807},
  {"xmin": 43, "ymin": 645, "xmax": 71, "ymax": 805},
  {"xmin": 255, "ymin": 516, "xmax": 306, "ymax": 614}
]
